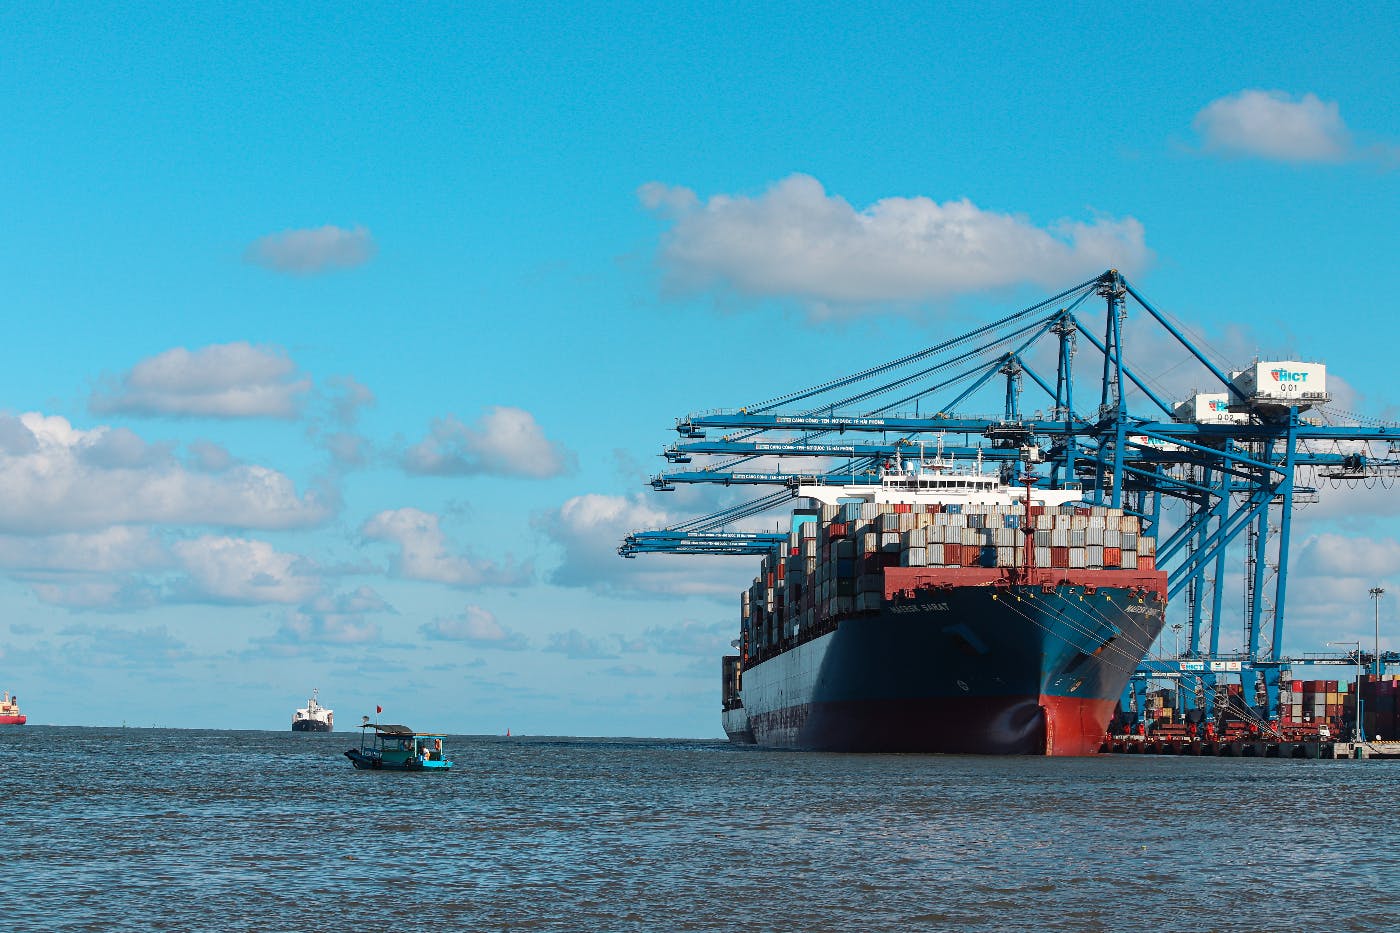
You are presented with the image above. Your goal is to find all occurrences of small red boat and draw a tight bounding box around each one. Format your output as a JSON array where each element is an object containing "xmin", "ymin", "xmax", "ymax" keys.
[{"xmin": 0, "ymin": 691, "xmax": 24, "ymax": 725}]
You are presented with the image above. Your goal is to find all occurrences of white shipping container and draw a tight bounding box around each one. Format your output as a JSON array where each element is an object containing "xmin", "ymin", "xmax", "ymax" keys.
[
  {"xmin": 1174, "ymin": 392, "xmax": 1250, "ymax": 425},
  {"xmin": 902, "ymin": 547, "xmax": 927, "ymax": 567},
  {"xmin": 1069, "ymin": 548, "xmax": 1088, "ymax": 569},
  {"xmin": 1121, "ymin": 550, "xmax": 1138, "ymax": 569},
  {"xmin": 926, "ymin": 543, "xmax": 945, "ymax": 565},
  {"xmin": 881, "ymin": 532, "xmax": 901, "ymax": 552},
  {"xmin": 1231, "ymin": 360, "xmax": 1327, "ymax": 404},
  {"xmin": 1138, "ymin": 537, "xmax": 1157, "ymax": 556},
  {"xmin": 1035, "ymin": 546, "xmax": 1052, "ymax": 567}
]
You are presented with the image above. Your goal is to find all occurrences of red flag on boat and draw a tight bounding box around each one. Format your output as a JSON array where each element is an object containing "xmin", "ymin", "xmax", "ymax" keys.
[{"xmin": 376, "ymin": 705, "xmax": 382, "ymax": 713}]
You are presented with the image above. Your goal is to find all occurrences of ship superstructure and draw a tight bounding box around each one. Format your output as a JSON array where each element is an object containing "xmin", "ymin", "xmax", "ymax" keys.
[{"xmin": 291, "ymin": 689, "xmax": 333, "ymax": 732}]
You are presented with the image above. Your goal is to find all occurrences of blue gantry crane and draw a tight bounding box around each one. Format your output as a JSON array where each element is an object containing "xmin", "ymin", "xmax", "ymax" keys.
[{"xmin": 621, "ymin": 270, "xmax": 1400, "ymax": 725}]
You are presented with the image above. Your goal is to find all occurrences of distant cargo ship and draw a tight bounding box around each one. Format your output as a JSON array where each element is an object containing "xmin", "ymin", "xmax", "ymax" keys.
[
  {"xmin": 1, "ymin": 691, "xmax": 24, "ymax": 726},
  {"xmin": 291, "ymin": 689, "xmax": 333, "ymax": 732},
  {"xmin": 722, "ymin": 452, "xmax": 1168, "ymax": 756}
]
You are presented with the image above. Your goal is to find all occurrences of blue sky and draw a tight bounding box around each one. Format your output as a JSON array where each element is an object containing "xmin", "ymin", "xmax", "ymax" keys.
[{"xmin": 1, "ymin": 3, "xmax": 1397, "ymax": 733}]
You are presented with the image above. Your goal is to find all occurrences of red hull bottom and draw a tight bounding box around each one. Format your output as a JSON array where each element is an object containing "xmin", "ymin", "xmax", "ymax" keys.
[
  {"xmin": 749, "ymin": 694, "xmax": 1116, "ymax": 756},
  {"xmin": 0, "ymin": 715, "xmax": 25, "ymax": 725}
]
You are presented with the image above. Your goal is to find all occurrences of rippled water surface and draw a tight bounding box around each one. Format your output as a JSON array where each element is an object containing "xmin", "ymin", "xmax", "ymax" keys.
[{"xmin": 3, "ymin": 727, "xmax": 1399, "ymax": 931}]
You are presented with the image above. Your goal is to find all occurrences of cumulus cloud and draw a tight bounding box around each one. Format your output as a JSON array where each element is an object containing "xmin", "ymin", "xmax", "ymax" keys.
[
  {"xmin": 56, "ymin": 623, "xmax": 190, "ymax": 667},
  {"xmin": 639, "ymin": 174, "xmax": 1150, "ymax": 313},
  {"xmin": 255, "ymin": 586, "xmax": 394, "ymax": 651},
  {"xmin": 269, "ymin": 613, "xmax": 381, "ymax": 646},
  {"xmin": 0, "ymin": 526, "xmax": 169, "ymax": 574},
  {"xmin": 420, "ymin": 604, "xmax": 529, "ymax": 649},
  {"xmin": 402, "ymin": 407, "xmax": 574, "ymax": 479},
  {"xmin": 0, "ymin": 413, "xmax": 330, "ymax": 534},
  {"xmin": 171, "ymin": 536, "xmax": 322, "ymax": 604},
  {"xmin": 544, "ymin": 628, "xmax": 623, "ymax": 660},
  {"xmin": 244, "ymin": 224, "xmax": 377, "ymax": 275},
  {"xmin": 1292, "ymin": 534, "xmax": 1400, "ymax": 580},
  {"xmin": 639, "ymin": 618, "xmax": 733, "ymax": 657},
  {"xmin": 28, "ymin": 577, "xmax": 164, "ymax": 612},
  {"xmin": 91, "ymin": 342, "xmax": 311, "ymax": 419},
  {"xmin": 361, "ymin": 507, "xmax": 531, "ymax": 587},
  {"xmin": 536, "ymin": 492, "xmax": 750, "ymax": 598},
  {"xmin": 1189, "ymin": 90, "xmax": 1395, "ymax": 165}
]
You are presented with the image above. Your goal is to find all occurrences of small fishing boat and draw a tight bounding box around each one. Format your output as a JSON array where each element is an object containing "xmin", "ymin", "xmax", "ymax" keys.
[{"xmin": 344, "ymin": 721, "xmax": 453, "ymax": 771}]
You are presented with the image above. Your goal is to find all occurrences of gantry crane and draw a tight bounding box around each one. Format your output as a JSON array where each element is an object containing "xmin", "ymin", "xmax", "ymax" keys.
[{"xmin": 621, "ymin": 270, "xmax": 1400, "ymax": 723}]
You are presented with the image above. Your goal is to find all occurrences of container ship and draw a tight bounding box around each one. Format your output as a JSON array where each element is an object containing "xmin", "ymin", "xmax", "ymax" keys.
[
  {"xmin": 721, "ymin": 451, "xmax": 1168, "ymax": 756},
  {"xmin": 291, "ymin": 689, "xmax": 333, "ymax": 732},
  {"xmin": 0, "ymin": 691, "xmax": 24, "ymax": 725}
]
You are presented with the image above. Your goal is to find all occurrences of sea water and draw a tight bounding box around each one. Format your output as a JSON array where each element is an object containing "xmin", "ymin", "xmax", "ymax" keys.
[{"xmin": 2, "ymin": 727, "xmax": 1397, "ymax": 932}]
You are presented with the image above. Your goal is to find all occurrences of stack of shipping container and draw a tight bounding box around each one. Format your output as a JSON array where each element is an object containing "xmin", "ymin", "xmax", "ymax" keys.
[{"xmin": 740, "ymin": 500, "xmax": 1157, "ymax": 661}]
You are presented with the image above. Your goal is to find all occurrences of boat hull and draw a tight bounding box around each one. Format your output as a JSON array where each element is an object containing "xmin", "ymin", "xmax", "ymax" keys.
[
  {"xmin": 292, "ymin": 719, "xmax": 332, "ymax": 733},
  {"xmin": 0, "ymin": 715, "xmax": 25, "ymax": 726},
  {"xmin": 733, "ymin": 571, "xmax": 1167, "ymax": 756},
  {"xmin": 344, "ymin": 749, "xmax": 453, "ymax": 772}
]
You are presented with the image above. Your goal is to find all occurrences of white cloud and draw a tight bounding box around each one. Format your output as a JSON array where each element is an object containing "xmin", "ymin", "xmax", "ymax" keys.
[
  {"xmin": 270, "ymin": 613, "xmax": 381, "ymax": 645},
  {"xmin": 1192, "ymin": 90, "xmax": 1350, "ymax": 163},
  {"xmin": 244, "ymin": 224, "xmax": 377, "ymax": 275},
  {"xmin": 91, "ymin": 342, "xmax": 311, "ymax": 419},
  {"xmin": 640, "ymin": 618, "xmax": 733, "ymax": 657},
  {"xmin": 0, "ymin": 526, "xmax": 169, "ymax": 573},
  {"xmin": 0, "ymin": 413, "xmax": 330, "ymax": 534},
  {"xmin": 544, "ymin": 628, "xmax": 623, "ymax": 660},
  {"xmin": 55, "ymin": 623, "xmax": 190, "ymax": 667},
  {"xmin": 361, "ymin": 507, "xmax": 531, "ymax": 587},
  {"xmin": 1292, "ymin": 534, "xmax": 1400, "ymax": 580},
  {"xmin": 403, "ymin": 406, "xmax": 574, "ymax": 478},
  {"xmin": 171, "ymin": 536, "xmax": 322, "ymax": 604},
  {"xmin": 537, "ymin": 492, "xmax": 750, "ymax": 598},
  {"xmin": 27, "ymin": 577, "xmax": 163, "ymax": 612},
  {"xmin": 640, "ymin": 174, "xmax": 1150, "ymax": 312},
  {"xmin": 420, "ymin": 604, "xmax": 529, "ymax": 649}
]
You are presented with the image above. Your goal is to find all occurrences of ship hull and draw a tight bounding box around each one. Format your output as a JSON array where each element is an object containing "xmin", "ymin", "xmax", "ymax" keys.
[
  {"xmin": 734, "ymin": 571, "xmax": 1167, "ymax": 756},
  {"xmin": 0, "ymin": 714, "xmax": 25, "ymax": 725},
  {"xmin": 291, "ymin": 719, "xmax": 332, "ymax": 733}
]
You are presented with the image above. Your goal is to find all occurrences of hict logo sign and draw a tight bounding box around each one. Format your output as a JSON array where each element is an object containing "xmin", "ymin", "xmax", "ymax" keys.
[{"xmin": 1270, "ymin": 368, "xmax": 1309, "ymax": 382}]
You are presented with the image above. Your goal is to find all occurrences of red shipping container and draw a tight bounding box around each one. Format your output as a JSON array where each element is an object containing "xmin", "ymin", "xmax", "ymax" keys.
[
  {"xmin": 1139, "ymin": 554, "xmax": 1155, "ymax": 570},
  {"xmin": 828, "ymin": 523, "xmax": 848, "ymax": 539},
  {"xmin": 943, "ymin": 544, "xmax": 962, "ymax": 565},
  {"xmin": 1051, "ymin": 546, "xmax": 1070, "ymax": 567},
  {"xmin": 1292, "ymin": 680, "xmax": 1303, "ymax": 693},
  {"xmin": 893, "ymin": 503, "xmax": 911, "ymax": 514},
  {"xmin": 1103, "ymin": 547, "xmax": 1121, "ymax": 567}
]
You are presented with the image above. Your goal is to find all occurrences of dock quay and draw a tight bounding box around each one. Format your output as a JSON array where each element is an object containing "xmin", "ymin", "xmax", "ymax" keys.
[{"xmin": 1101, "ymin": 735, "xmax": 1400, "ymax": 759}]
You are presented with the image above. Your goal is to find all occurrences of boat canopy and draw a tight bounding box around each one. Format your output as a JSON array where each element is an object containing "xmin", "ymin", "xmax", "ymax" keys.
[{"xmin": 359, "ymin": 722, "xmax": 447, "ymax": 737}]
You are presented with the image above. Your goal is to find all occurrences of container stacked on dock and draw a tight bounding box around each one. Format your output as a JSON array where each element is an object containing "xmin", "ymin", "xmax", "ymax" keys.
[
  {"xmin": 1359, "ymin": 675, "xmax": 1400, "ymax": 740},
  {"xmin": 1279, "ymin": 679, "xmax": 1352, "ymax": 732}
]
